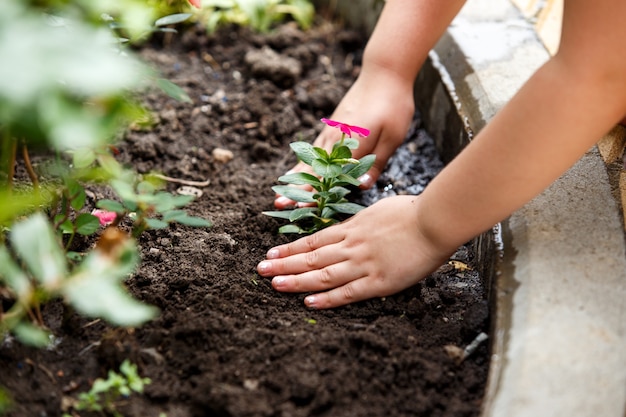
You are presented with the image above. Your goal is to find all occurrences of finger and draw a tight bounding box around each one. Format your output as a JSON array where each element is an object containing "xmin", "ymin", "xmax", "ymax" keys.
[
  {"xmin": 265, "ymin": 226, "xmax": 345, "ymax": 259},
  {"xmin": 303, "ymin": 277, "xmax": 384, "ymax": 309},
  {"xmin": 257, "ymin": 233, "xmax": 347, "ymax": 279},
  {"xmin": 271, "ymin": 260, "xmax": 365, "ymax": 293}
]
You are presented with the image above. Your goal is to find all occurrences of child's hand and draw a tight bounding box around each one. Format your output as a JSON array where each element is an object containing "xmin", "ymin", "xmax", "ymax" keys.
[
  {"xmin": 258, "ymin": 195, "xmax": 453, "ymax": 309},
  {"xmin": 274, "ymin": 69, "xmax": 415, "ymax": 209}
]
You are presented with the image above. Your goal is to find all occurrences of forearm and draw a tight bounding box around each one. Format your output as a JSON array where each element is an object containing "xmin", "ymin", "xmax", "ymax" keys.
[
  {"xmin": 361, "ymin": 0, "xmax": 466, "ymax": 85},
  {"xmin": 418, "ymin": 53, "xmax": 626, "ymax": 252}
]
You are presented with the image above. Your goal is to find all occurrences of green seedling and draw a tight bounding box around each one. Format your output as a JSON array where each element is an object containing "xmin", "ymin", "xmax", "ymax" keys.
[
  {"xmin": 264, "ymin": 118, "xmax": 375, "ymax": 234},
  {"xmin": 63, "ymin": 360, "xmax": 151, "ymax": 417},
  {"xmin": 194, "ymin": 0, "xmax": 314, "ymax": 33}
]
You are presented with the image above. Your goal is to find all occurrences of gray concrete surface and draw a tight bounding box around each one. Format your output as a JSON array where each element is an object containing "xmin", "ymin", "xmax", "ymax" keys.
[
  {"xmin": 442, "ymin": 2, "xmax": 626, "ymax": 417},
  {"xmin": 316, "ymin": 0, "xmax": 626, "ymax": 416}
]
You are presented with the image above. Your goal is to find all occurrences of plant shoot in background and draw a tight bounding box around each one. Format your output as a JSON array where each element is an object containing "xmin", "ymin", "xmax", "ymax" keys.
[
  {"xmin": 264, "ymin": 118, "xmax": 375, "ymax": 234},
  {"xmin": 0, "ymin": 0, "xmax": 210, "ymax": 350},
  {"xmin": 62, "ymin": 360, "xmax": 151, "ymax": 417}
]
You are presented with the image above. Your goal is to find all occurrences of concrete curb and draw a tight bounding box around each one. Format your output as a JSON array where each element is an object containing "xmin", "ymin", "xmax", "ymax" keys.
[
  {"xmin": 319, "ymin": 0, "xmax": 626, "ymax": 415},
  {"xmin": 434, "ymin": 2, "xmax": 626, "ymax": 417}
]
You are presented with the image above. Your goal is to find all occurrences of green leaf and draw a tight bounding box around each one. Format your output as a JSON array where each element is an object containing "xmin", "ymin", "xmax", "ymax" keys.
[
  {"xmin": 159, "ymin": 208, "xmax": 209, "ymax": 227},
  {"xmin": 71, "ymin": 148, "xmax": 97, "ymax": 169},
  {"xmin": 111, "ymin": 179, "xmax": 138, "ymax": 202},
  {"xmin": 137, "ymin": 180, "xmax": 158, "ymax": 194},
  {"xmin": 289, "ymin": 142, "xmax": 317, "ymax": 165},
  {"xmin": 171, "ymin": 214, "xmax": 212, "ymax": 228},
  {"xmin": 326, "ymin": 202, "xmax": 366, "ymax": 215},
  {"xmin": 262, "ymin": 210, "xmax": 293, "ymax": 220},
  {"xmin": 312, "ymin": 147, "xmax": 330, "ymax": 160},
  {"xmin": 342, "ymin": 138, "xmax": 360, "ymax": 149},
  {"xmin": 0, "ymin": 246, "xmax": 33, "ymax": 299},
  {"xmin": 65, "ymin": 179, "xmax": 86, "ymax": 211},
  {"xmin": 154, "ymin": 13, "xmax": 192, "ymax": 27},
  {"xmin": 331, "ymin": 173, "xmax": 361, "ymax": 187},
  {"xmin": 277, "ymin": 172, "xmax": 322, "ymax": 189},
  {"xmin": 57, "ymin": 218, "xmax": 75, "ymax": 234},
  {"xmin": 145, "ymin": 218, "xmax": 169, "ymax": 229},
  {"xmin": 278, "ymin": 224, "xmax": 306, "ymax": 234},
  {"xmin": 11, "ymin": 213, "xmax": 67, "ymax": 288},
  {"xmin": 329, "ymin": 145, "xmax": 352, "ymax": 160},
  {"xmin": 65, "ymin": 274, "xmax": 158, "ymax": 327},
  {"xmin": 64, "ymin": 241, "xmax": 157, "ymax": 327},
  {"xmin": 153, "ymin": 193, "xmax": 194, "ymax": 212},
  {"xmin": 344, "ymin": 154, "xmax": 376, "ymax": 179},
  {"xmin": 156, "ymin": 78, "xmax": 192, "ymax": 103},
  {"xmin": 13, "ymin": 321, "xmax": 51, "ymax": 348},
  {"xmin": 96, "ymin": 199, "xmax": 126, "ymax": 213},
  {"xmin": 288, "ymin": 207, "xmax": 318, "ymax": 222},
  {"xmin": 0, "ymin": 190, "xmax": 49, "ymax": 227},
  {"xmin": 75, "ymin": 213, "xmax": 100, "ymax": 236},
  {"xmin": 312, "ymin": 159, "xmax": 342, "ymax": 179},
  {"xmin": 271, "ymin": 186, "xmax": 316, "ymax": 203},
  {"xmin": 162, "ymin": 210, "xmax": 187, "ymax": 222}
]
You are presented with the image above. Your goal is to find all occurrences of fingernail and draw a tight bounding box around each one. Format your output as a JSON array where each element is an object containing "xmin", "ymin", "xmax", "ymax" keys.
[
  {"xmin": 304, "ymin": 295, "xmax": 317, "ymax": 309},
  {"xmin": 273, "ymin": 276, "xmax": 286, "ymax": 288},
  {"xmin": 258, "ymin": 261, "xmax": 271, "ymax": 274},
  {"xmin": 267, "ymin": 248, "xmax": 280, "ymax": 259},
  {"xmin": 358, "ymin": 173, "xmax": 372, "ymax": 188}
]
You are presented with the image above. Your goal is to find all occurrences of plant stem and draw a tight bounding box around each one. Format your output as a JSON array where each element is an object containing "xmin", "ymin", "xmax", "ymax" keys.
[{"xmin": 21, "ymin": 141, "xmax": 39, "ymax": 192}]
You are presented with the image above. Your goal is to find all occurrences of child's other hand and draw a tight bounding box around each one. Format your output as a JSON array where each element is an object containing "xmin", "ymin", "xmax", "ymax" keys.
[
  {"xmin": 258, "ymin": 195, "xmax": 452, "ymax": 309},
  {"xmin": 274, "ymin": 69, "xmax": 415, "ymax": 209}
]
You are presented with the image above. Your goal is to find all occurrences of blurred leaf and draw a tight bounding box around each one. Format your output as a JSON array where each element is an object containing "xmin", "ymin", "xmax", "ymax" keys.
[
  {"xmin": 344, "ymin": 154, "xmax": 375, "ymax": 179},
  {"xmin": 96, "ymin": 199, "xmax": 126, "ymax": 213},
  {"xmin": 156, "ymin": 78, "xmax": 191, "ymax": 103},
  {"xmin": 288, "ymin": 207, "xmax": 317, "ymax": 222},
  {"xmin": 172, "ymin": 214, "xmax": 212, "ymax": 227},
  {"xmin": 13, "ymin": 321, "xmax": 51, "ymax": 348},
  {"xmin": 153, "ymin": 193, "xmax": 194, "ymax": 212},
  {"xmin": 64, "ymin": 238, "xmax": 157, "ymax": 327},
  {"xmin": 262, "ymin": 210, "xmax": 292, "ymax": 220},
  {"xmin": 155, "ymin": 13, "xmax": 192, "ymax": 26},
  {"xmin": 271, "ymin": 185, "xmax": 315, "ymax": 203},
  {"xmin": 75, "ymin": 213, "xmax": 100, "ymax": 235},
  {"xmin": 66, "ymin": 179, "xmax": 86, "ymax": 211},
  {"xmin": 312, "ymin": 159, "xmax": 341, "ymax": 179},
  {"xmin": 277, "ymin": 172, "xmax": 322, "ymax": 188},
  {"xmin": 289, "ymin": 142, "xmax": 316, "ymax": 165},
  {"xmin": 145, "ymin": 218, "xmax": 169, "ymax": 229},
  {"xmin": 11, "ymin": 213, "xmax": 67, "ymax": 288},
  {"xmin": 0, "ymin": 190, "xmax": 49, "ymax": 227},
  {"xmin": 0, "ymin": 246, "xmax": 33, "ymax": 299},
  {"xmin": 278, "ymin": 224, "xmax": 305, "ymax": 234},
  {"xmin": 326, "ymin": 202, "xmax": 365, "ymax": 215}
]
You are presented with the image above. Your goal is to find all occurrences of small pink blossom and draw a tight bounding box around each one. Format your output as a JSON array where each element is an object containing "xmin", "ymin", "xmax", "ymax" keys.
[
  {"xmin": 92, "ymin": 209, "xmax": 117, "ymax": 227},
  {"xmin": 188, "ymin": 0, "xmax": 202, "ymax": 8},
  {"xmin": 321, "ymin": 118, "xmax": 370, "ymax": 138}
]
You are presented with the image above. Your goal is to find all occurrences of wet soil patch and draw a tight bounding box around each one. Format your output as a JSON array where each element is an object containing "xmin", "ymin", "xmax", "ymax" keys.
[{"xmin": 1, "ymin": 18, "xmax": 490, "ymax": 417}]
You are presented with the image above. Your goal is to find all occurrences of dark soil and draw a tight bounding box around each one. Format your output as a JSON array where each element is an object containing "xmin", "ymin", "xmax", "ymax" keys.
[{"xmin": 0, "ymin": 17, "xmax": 490, "ymax": 417}]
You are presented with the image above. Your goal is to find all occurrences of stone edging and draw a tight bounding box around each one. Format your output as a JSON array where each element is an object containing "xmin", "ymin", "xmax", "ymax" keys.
[
  {"xmin": 420, "ymin": 2, "xmax": 626, "ymax": 417},
  {"xmin": 315, "ymin": 1, "xmax": 626, "ymax": 415}
]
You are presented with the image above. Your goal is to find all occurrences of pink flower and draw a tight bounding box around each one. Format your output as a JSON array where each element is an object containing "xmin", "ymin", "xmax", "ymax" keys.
[
  {"xmin": 321, "ymin": 118, "xmax": 370, "ymax": 138},
  {"xmin": 188, "ymin": 0, "xmax": 202, "ymax": 8},
  {"xmin": 92, "ymin": 209, "xmax": 117, "ymax": 227}
]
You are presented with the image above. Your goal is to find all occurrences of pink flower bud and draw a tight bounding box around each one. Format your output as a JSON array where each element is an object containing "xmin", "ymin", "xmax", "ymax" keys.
[{"xmin": 92, "ymin": 209, "xmax": 117, "ymax": 227}]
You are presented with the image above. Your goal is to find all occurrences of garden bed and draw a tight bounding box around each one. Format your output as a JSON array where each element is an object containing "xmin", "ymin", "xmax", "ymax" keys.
[{"xmin": 0, "ymin": 18, "xmax": 490, "ymax": 417}]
